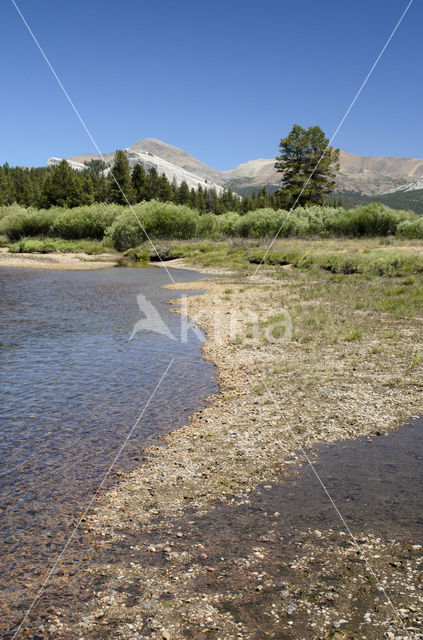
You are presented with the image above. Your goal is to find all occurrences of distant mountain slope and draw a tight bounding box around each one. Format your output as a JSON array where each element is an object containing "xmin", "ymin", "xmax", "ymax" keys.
[
  {"xmin": 336, "ymin": 188, "xmax": 423, "ymax": 215},
  {"xmin": 47, "ymin": 138, "xmax": 423, "ymax": 199},
  {"xmin": 129, "ymin": 138, "xmax": 225, "ymax": 184},
  {"xmin": 337, "ymin": 151, "xmax": 423, "ymax": 195},
  {"xmin": 224, "ymin": 150, "xmax": 423, "ymax": 196},
  {"xmin": 222, "ymin": 159, "xmax": 278, "ymax": 192},
  {"xmin": 48, "ymin": 139, "xmax": 227, "ymax": 193}
]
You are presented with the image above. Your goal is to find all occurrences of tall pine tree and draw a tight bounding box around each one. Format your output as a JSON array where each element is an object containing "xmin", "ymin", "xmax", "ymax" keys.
[
  {"xmin": 40, "ymin": 160, "xmax": 90, "ymax": 208},
  {"xmin": 132, "ymin": 164, "xmax": 147, "ymax": 202},
  {"xmin": 157, "ymin": 172, "xmax": 173, "ymax": 202},
  {"xmin": 108, "ymin": 150, "xmax": 135, "ymax": 204},
  {"xmin": 275, "ymin": 124, "xmax": 339, "ymax": 207},
  {"xmin": 177, "ymin": 180, "xmax": 190, "ymax": 205}
]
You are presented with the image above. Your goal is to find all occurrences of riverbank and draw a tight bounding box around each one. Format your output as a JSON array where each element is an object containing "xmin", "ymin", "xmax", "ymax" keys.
[
  {"xmin": 3, "ymin": 235, "xmax": 423, "ymax": 275},
  {"xmin": 0, "ymin": 247, "xmax": 119, "ymax": 269},
  {"xmin": 67, "ymin": 264, "xmax": 423, "ymax": 639}
]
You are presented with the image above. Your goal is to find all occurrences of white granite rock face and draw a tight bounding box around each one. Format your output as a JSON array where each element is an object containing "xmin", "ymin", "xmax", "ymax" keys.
[
  {"xmin": 123, "ymin": 149, "xmax": 225, "ymax": 193},
  {"xmin": 48, "ymin": 146, "xmax": 226, "ymax": 194},
  {"xmin": 389, "ymin": 175, "xmax": 423, "ymax": 193},
  {"xmin": 47, "ymin": 156, "xmax": 88, "ymax": 171}
]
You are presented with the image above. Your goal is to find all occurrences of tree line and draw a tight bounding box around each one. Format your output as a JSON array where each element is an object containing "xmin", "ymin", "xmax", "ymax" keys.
[
  {"xmin": 0, "ymin": 151, "xmax": 279, "ymax": 214},
  {"xmin": 0, "ymin": 124, "xmax": 340, "ymax": 212}
]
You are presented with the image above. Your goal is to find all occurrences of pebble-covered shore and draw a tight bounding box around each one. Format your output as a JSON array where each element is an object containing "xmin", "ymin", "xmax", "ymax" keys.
[
  {"xmin": 85, "ymin": 274, "xmax": 423, "ymax": 535},
  {"xmin": 30, "ymin": 270, "xmax": 423, "ymax": 639}
]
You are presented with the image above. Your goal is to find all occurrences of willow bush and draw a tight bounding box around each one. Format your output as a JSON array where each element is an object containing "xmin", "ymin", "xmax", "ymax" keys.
[
  {"xmin": 104, "ymin": 201, "xmax": 199, "ymax": 250},
  {"xmin": 0, "ymin": 201, "xmax": 419, "ymax": 250}
]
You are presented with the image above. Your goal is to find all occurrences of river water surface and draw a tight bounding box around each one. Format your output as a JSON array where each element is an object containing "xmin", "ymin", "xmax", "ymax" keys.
[{"xmin": 0, "ymin": 265, "xmax": 217, "ymax": 633}]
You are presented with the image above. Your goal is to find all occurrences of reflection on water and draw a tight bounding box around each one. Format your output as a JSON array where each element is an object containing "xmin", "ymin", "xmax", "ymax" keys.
[{"xmin": 0, "ymin": 265, "xmax": 217, "ymax": 632}]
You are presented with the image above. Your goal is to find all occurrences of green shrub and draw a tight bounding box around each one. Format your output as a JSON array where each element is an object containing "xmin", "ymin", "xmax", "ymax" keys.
[
  {"xmin": 216, "ymin": 211, "xmax": 242, "ymax": 237},
  {"xmin": 0, "ymin": 201, "xmax": 420, "ymax": 249},
  {"xmin": 144, "ymin": 201, "xmax": 198, "ymax": 238},
  {"xmin": 105, "ymin": 201, "xmax": 199, "ymax": 250},
  {"xmin": 231, "ymin": 208, "xmax": 280, "ymax": 238},
  {"xmin": 0, "ymin": 206, "xmax": 55, "ymax": 240},
  {"xmin": 215, "ymin": 203, "xmax": 416, "ymax": 240},
  {"xmin": 51, "ymin": 204, "xmax": 122, "ymax": 239},
  {"xmin": 0, "ymin": 203, "xmax": 26, "ymax": 221},
  {"xmin": 397, "ymin": 218, "xmax": 423, "ymax": 239},
  {"xmin": 325, "ymin": 203, "xmax": 416, "ymax": 237},
  {"xmin": 197, "ymin": 213, "xmax": 220, "ymax": 238}
]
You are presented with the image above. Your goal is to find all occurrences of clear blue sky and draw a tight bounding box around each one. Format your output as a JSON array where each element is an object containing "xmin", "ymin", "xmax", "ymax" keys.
[{"xmin": 1, "ymin": 0, "xmax": 421, "ymax": 170}]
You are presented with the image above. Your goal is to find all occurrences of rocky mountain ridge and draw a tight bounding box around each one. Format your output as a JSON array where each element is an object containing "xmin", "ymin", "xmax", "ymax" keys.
[{"xmin": 47, "ymin": 138, "xmax": 423, "ymax": 197}]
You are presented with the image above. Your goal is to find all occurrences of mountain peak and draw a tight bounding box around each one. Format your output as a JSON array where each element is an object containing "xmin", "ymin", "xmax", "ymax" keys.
[
  {"xmin": 130, "ymin": 137, "xmax": 177, "ymax": 151},
  {"xmin": 51, "ymin": 137, "xmax": 423, "ymax": 197}
]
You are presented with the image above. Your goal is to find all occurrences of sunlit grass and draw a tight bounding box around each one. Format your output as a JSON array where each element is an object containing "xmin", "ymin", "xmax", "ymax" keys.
[{"xmin": 8, "ymin": 237, "xmax": 109, "ymax": 254}]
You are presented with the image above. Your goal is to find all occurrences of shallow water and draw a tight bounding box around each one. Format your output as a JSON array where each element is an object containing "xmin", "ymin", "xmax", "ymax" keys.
[
  {"xmin": 184, "ymin": 417, "xmax": 423, "ymax": 545},
  {"xmin": 0, "ymin": 265, "xmax": 217, "ymax": 632}
]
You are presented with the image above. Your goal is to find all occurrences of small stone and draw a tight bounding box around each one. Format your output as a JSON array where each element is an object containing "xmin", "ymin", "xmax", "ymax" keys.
[{"xmin": 162, "ymin": 631, "xmax": 171, "ymax": 640}]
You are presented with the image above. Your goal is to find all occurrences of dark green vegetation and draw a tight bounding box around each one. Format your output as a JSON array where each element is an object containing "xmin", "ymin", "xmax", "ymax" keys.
[
  {"xmin": 334, "ymin": 188, "xmax": 423, "ymax": 216},
  {"xmin": 1, "ymin": 201, "xmax": 423, "ymax": 251},
  {"xmin": 0, "ymin": 154, "xmax": 269, "ymax": 214},
  {"xmin": 275, "ymin": 124, "xmax": 339, "ymax": 207}
]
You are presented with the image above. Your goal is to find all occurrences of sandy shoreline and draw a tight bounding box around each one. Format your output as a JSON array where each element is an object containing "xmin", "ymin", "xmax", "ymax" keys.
[
  {"xmin": 0, "ymin": 251, "xmax": 225, "ymax": 274},
  {"xmin": 0, "ymin": 248, "xmax": 119, "ymax": 270}
]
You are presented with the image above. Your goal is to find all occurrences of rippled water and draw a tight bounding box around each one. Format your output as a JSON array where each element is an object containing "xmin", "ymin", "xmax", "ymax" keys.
[{"xmin": 0, "ymin": 265, "xmax": 217, "ymax": 631}]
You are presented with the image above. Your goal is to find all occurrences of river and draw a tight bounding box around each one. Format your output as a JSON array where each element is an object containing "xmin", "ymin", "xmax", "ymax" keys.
[{"xmin": 0, "ymin": 265, "xmax": 217, "ymax": 634}]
